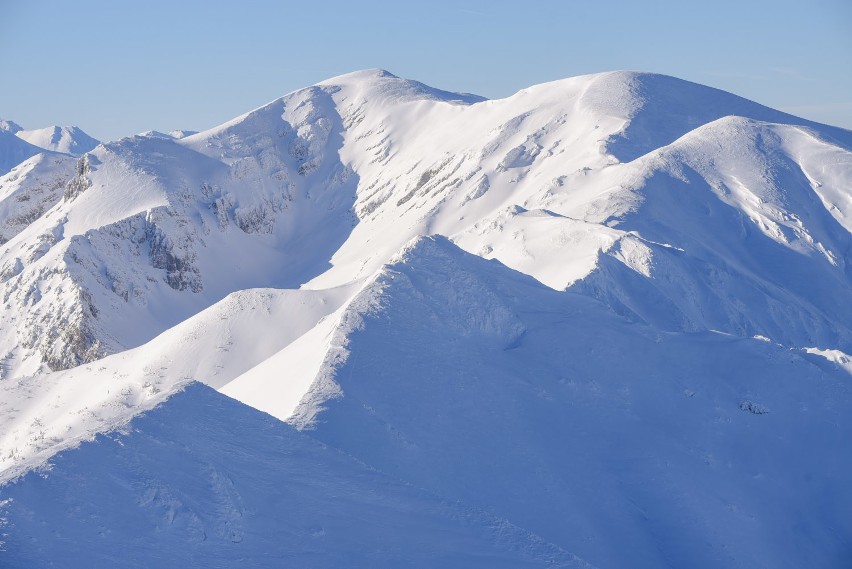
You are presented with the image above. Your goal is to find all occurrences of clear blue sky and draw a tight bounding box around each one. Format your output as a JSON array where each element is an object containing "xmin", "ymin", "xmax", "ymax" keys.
[{"xmin": 2, "ymin": 0, "xmax": 850, "ymax": 141}]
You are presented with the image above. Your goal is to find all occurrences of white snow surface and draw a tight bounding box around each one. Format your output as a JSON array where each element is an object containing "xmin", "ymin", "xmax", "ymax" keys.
[
  {"xmin": 0, "ymin": 130, "xmax": 44, "ymax": 176},
  {"xmin": 15, "ymin": 125, "xmax": 99, "ymax": 156},
  {"xmin": 1, "ymin": 383, "xmax": 580, "ymax": 568},
  {"xmin": 1, "ymin": 69, "xmax": 851, "ymax": 567}
]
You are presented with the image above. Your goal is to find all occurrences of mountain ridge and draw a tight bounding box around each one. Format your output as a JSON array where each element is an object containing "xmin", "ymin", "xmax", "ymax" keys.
[{"xmin": 1, "ymin": 68, "xmax": 851, "ymax": 568}]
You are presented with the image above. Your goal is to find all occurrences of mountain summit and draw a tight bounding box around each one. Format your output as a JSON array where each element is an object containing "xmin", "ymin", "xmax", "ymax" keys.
[{"xmin": 15, "ymin": 124, "xmax": 99, "ymax": 155}]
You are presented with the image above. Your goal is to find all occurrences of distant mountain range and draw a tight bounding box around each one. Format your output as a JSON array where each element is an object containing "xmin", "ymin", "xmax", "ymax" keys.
[{"xmin": 0, "ymin": 119, "xmax": 99, "ymax": 175}]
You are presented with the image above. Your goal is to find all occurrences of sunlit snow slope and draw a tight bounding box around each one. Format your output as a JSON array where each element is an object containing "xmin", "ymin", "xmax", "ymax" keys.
[
  {"xmin": 15, "ymin": 125, "xmax": 99, "ymax": 156},
  {"xmin": 0, "ymin": 120, "xmax": 99, "ymax": 175},
  {"xmin": 1, "ymin": 69, "xmax": 851, "ymax": 568}
]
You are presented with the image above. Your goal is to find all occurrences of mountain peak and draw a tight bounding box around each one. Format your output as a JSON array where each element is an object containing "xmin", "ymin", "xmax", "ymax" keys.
[
  {"xmin": 0, "ymin": 118, "xmax": 23, "ymax": 134},
  {"xmin": 562, "ymin": 70, "xmax": 852, "ymax": 161},
  {"xmin": 315, "ymin": 68, "xmax": 486, "ymax": 105},
  {"xmin": 317, "ymin": 67, "xmax": 399, "ymax": 83},
  {"xmin": 14, "ymin": 124, "xmax": 99, "ymax": 156}
]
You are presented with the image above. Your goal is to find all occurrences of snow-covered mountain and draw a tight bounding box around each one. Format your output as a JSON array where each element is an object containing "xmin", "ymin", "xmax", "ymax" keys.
[
  {"xmin": 0, "ymin": 120, "xmax": 24, "ymax": 134},
  {"xmin": 0, "ymin": 120, "xmax": 99, "ymax": 175},
  {"xmin": 15, "ymin": 125, "xmax": 99, "ymax": 156},
  {"xmin": 0, "ymin": 129, "xmax": 45, "ymax": 176},
  {"xmin": 1, "ymin": 69, "xmax": 850, "ymax": 567}
]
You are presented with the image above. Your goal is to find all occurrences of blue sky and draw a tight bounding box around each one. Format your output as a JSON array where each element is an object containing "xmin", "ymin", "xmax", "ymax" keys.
[{"xmin": 2, "ymin": 0, "xmax": 850, "ymax": 140}]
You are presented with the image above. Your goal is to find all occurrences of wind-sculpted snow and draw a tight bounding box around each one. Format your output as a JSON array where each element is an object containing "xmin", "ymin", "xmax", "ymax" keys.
[{"xmin": 0, "ymin": 69, "xmax": 851, "ymax": 567}]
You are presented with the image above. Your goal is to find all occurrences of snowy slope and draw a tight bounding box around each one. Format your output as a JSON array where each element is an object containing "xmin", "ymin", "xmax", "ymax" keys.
[
  {"xmin": 0, "ymin": 153, "xmax": 77, "ymax": 247},
  {"xmin": 292, "ymin": 236, "xmax": 852, "ymax": 569},
  {"xmin": 0, "ymin": 130, "xmax": 44, "ymax": 176},
  {"xmin": 568, "ymin": 117, "xmax": 852, "ymax": 350},
  {"xmin": 0, "ymin": 283, "xmax": 361, "ymax": 481},
  {"xmin": 15, "ymin": 125, "xmax": 99, "ymax": 156},
  {"xmin": 0, "ymin": 69, "xmax": 851, "ymax": 567},
  {"xmin": 1, "ymin": 383, "xmax": 579, "ymax": 569},
  {"xmin": 2, "ymin": 235, "xmax": 849, "ymax": 568},
  {"xmin": 168, "ymin": 129, "xmax": 198, "ymax": 139}
]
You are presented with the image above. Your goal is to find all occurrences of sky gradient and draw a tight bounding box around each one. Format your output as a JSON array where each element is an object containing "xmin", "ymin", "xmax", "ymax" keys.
[{"xmin": 2, "ymin": 0, "xmax": 850, "ymax": 141}]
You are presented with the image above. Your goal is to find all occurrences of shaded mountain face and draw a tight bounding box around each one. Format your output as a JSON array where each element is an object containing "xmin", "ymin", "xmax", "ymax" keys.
[
  {"xmin": 0, "ymin": 383, "xmax": 575, "ymax": 569},
  {"xmin": 0, "ymin": 69, "xmax": 850, "ymax": 568},
  {"xmin": 0, "ymin": 129, "xmax": 44, "ymax": 176},
  {"xmin": 0, "ymin": 119, "xmax": 23, "ymax": 134}
]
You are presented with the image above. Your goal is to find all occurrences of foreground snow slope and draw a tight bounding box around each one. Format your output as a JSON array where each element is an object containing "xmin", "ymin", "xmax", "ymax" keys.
[
  {"xmin": 1, "ymin": 383, "xmax": 579, "ymax": 569},
  {"xmin": 0, "ymin": 283, "xmax": 358, "ymax": 480},
  {"xmin": 294, "ymin": 237, "xmax": 852, "ymax": 569},
  {"xmin": 2, "ymin": 236, "xmax": 849, "ymax": 568}
]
